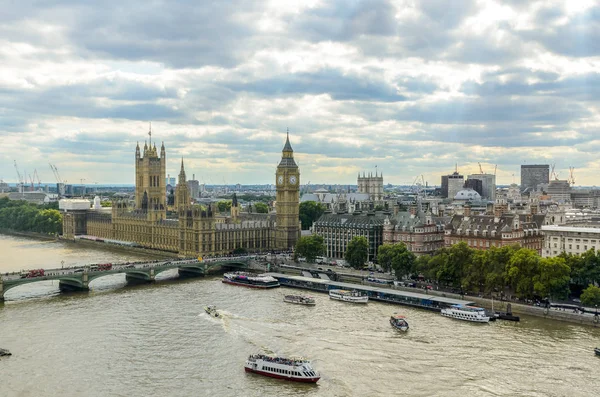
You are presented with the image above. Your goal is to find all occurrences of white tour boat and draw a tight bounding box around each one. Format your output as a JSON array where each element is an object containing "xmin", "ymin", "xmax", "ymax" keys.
[
  {"xmin": 283, "ymin": 295, "xmax": 316, "ymax": 306},
  {"xmin": 390, "ymin": 314, "xmax": 409, "ymax": 331},
  {"xmin": 328, "ymin": 289, "xmax": 368, "ymax": 304},
  {"xmin": 245, "ymin": 354, "xmax": 320, "ymax": 383},
  {"xmin": 204, "ymin": 305, "xmax": 220, "ymax": 317},
  {"xmin": 441, "ymin": 304, "xmax": 490, "ymax": 323},
  {"xmin": 222, "ymin": 272, "xmax": 280, "ymax": 289}
]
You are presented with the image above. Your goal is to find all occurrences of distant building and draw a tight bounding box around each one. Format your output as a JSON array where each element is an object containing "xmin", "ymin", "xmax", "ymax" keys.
[
  {"xmin": 383, "ymin": 205, "xmax": 448, "ymax": 255},
  {"xmin": 521, "ymin": 165, "xmax": 549, "ymax": 192},
  {"xmin": 542, "ymin": 225, "xmax": 600, "ymax": 257},
  {"xmin": 467, "ymin": 173, "xmax": 496, "ymax": 201},
  {"xmin": 546, "ymin": 180, "xmax": 571, "ymax": 203},
  {"xmin": 357, "ymin": 171, "xmax": 383, "ymax": 203},
  {"xmin": 165, "ymin": 175, "xmax": 176, "ymax": 187},
  {"xmin": 313, "ymin": 211, "xmax": 384, "ymax": 262},
  {"xmin": 444, "ymin": 204, "xmax": 545, "ymax": 254},
  {"xmin": 7, "ymin": 192, "xmax": 50, "ymax": 205},
  {"xmin": 441, "ymin": 171, "xmax": 464, "ymax": 199},
  {"xmin": 187, "ymin": 178, "xmax": 200, "ymax": 199},
  {"xmin": 464, "ymin": 179, "xmax": 483, "ymax": 196}
]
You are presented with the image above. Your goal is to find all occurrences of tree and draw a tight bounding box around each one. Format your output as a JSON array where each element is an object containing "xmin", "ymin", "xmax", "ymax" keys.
[
  {"xmin": 534, "ymin": 256, "xmax": 571, "ymax": 300},
  {"xmin": 299, "ymin": 201, "xmax": 325, "ymax": 230},
  {"xmin": 254, "ymin": 202, "xmax": 269, "ymax": 213},
  {"xmin": 437, "ymin": 242, "xmax": 473, "ymax": 290},
  {"xmin": 374, "ymin": 204, "xmax": 385, "ymax": 211},
  {"xmin": 295, "ymin": 235, "xmax": 325, "ymax": 263},
  {"xmin": 377, "ymin": 243, "xmax": 415, "ymax": 279},
  {"xmin": 506, "ymin": 248, "xmax": 540, "ymax": 299},
  {"xmin": 217, "ymin": 200, "xmax": 232, "ymax": 212},
  {"xmin": 233, "ymin": 247, "xmax": 247, "ymax": 255},
  {"xmin": 345, "ymin": 236, "xmax": 369, "ymax": 269},
  {"xmin": 581, "ymin": 285, "xmax": 600, "ymax": 307}
]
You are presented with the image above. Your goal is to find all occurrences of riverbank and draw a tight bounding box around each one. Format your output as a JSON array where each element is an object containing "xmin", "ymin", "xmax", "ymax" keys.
[
  {"xmin": 0, "ymin": 229, "xmax": 57, "ymax": 241},
  {"xmin": 58, "ymin": 237, "xmax": 178, "ymax": 259},
  {"xmin": 273, "ymin": 265, "xmax": 600, "ymax": 327}
]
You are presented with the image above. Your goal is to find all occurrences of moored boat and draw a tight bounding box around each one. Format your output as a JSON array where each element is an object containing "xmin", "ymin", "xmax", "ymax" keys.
[
  {"xmin": 441, "ymin": 304, "xmax": 490, "ymax": 323},
  {"xmin": 329, "ymin": 289, "xmax": 368, "ymax": 303},
  {"xmin": 283, "ymin": 295, "xmax": 316, "ymax": 306},
  {"xmin": 204, "ymin": 305, "xmax": 220, "ymax": 317},
  {"xmin": 244, "ymin": 354, "xmax": 320, "ymax": 383},
  {"xmin": 390, "ymin": 314, "xmax": 409, "ymax": 331},
  {"xmin": 595, "ymin": 347, "xmax": 600, "ymax": 357},
  {"xmin": 0, "ymin": 348, "xmax": 11, "ymax": 357},
  {"xmin": 222, "ymin": 272, "xmax": 280, "ymax": 289}
]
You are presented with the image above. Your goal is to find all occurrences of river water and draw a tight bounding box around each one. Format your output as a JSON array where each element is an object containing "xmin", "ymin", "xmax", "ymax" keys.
[{"xmin": 1, "ymin": 234, "xmax": 599, "ymax": 397}]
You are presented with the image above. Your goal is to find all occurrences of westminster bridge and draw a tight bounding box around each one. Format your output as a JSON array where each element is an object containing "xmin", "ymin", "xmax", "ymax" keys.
[{"xmin": 0, "ymin": 256, "xmax": 253, "ymax": 302}]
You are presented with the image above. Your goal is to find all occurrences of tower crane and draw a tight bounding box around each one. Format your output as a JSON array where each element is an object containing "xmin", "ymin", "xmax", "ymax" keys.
[
  {"xmin": 33, "ymin": 169, "xmax": 41, "ymax": 190},
  {"xmin": 13, "ymin": 160, "xmax": 24, "ymax": 193},
  {"xmin": 478, "ymin": 162, "xmax": 484, "ymax": 174},
  {"xmin": 568, "ymin": 167, "xmax": 575, "ymax": 185}
]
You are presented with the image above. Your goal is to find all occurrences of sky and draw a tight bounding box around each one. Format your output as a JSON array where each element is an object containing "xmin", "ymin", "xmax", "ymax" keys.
[{"xmin": 1, "ymin": 0, "xmax": 599, "ymax": 187}]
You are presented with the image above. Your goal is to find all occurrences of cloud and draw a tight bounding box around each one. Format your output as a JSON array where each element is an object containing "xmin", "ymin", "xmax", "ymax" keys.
[{"xmin": 0, "ymin": 0, "xmax": 599, "ymax": 185}]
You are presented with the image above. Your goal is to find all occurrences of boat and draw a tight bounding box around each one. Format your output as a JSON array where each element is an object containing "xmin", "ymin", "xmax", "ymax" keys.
[
  {"xmin": 328, "ymin": 289, "xmax": 368, "ymax": 303},
  {"xmin": 441, "ymin": 304, "xmax": 490, "ymax": 323},
  {"xmin": 244, "ymin": 354, "xmax": 320, "ymax": 383},
  {"xmin": 595, "ymin": 347, "xmax": 600, "ymax": 357},
  {"xmin": 0, "ymin": 348, "xmax": 11, "ymax": 357},
  {"xmin": 390, "ymin": 314, "xmax": 409, "ymax": 331},
  {"xmin": 283, "ymin": 295, "xmax": 316, "ymax": 306},
  {"xmin": 222, "ymin": 272, "xmax": 280, "ymax": 289},
  {"xmin": 204, "ymin": 305, "xmax": 220, "ymax": 317},
  {"xmin": 492, "ymin": 300, "xmax": 520, "ymax": 322}
]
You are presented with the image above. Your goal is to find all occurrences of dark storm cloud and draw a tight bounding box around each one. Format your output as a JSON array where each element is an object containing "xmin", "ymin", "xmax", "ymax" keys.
[{"xmin": 226, "ymin": 68, "xmax": 407, "ymax": 102}]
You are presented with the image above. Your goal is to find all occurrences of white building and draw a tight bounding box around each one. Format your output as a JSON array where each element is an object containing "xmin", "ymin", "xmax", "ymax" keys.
[{"xmin": 541, "ymin": 225, "xmax": 600, "ymax": 257}]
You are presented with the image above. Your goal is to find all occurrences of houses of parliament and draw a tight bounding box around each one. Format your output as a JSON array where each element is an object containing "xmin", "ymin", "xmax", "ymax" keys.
[{"xmin": 62, "ymin": 133, "xmax": 301, "ymax": 256}]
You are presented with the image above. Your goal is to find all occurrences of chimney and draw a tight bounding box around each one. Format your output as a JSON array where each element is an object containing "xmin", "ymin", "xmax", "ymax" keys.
[
  {"xmin": 393, "ymin": 204, "xmax": 400, "ymax": 216},
  {"xmin": 409, "ymin": 205, "xmax": 417, "ymax": 217},
  {"xmin": 464, "ymin": 204, "xmax": 471, "ymax": 218}
]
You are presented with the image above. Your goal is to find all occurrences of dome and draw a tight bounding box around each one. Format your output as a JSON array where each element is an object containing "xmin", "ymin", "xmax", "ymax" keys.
[{"xmin": 454, "ymin": 188, "xmax": 482, "ymax": 201}]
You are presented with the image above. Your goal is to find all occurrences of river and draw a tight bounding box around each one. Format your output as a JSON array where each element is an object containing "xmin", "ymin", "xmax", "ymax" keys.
[{"xmin": 1, "ymin": 234, "xmax": 599, "ymax": 397}]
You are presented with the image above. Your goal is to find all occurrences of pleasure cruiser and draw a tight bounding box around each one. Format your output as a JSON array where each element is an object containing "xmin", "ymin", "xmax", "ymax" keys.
[
  {"xmin": 245, "ymin": 354, "xmax": 320, "ymax": 383},
  {"xmin": 441, "ymin": 304, "xmax": 490, "ymax": 323},
  {"xmin": 222, "ymin": 272, "xmax": 280, "ymax": 289},
  {"xmin": 283, "ymin": 295, "xmax": 316, "ymax": 305},
  {"xmin": 328, "ymin": 289, "xmax": 368, "ymax": 303}
]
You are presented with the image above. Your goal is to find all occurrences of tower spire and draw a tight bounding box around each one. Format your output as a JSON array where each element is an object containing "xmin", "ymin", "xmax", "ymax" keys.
[{"xmin": 148, "ymin": 122, "xmax": 152, "ymax": 147}]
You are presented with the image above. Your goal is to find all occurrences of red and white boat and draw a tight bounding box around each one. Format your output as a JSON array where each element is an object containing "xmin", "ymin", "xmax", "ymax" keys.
[
  {"xmin": 244, "ymin": 354, "xmax": 320, "ymax": 383},
  {"xmin": 222, "ymin": 272, "xmax": 280, "ymax": 289}
]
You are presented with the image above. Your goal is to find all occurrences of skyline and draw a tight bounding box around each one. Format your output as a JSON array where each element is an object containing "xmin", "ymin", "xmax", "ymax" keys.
[{"xmin": 1, "ymin": 0, "xmax": 599, "ymax": 185}]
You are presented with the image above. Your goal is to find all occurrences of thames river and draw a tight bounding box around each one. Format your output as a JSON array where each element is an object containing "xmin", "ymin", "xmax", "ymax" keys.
[{"xmin": 1, "ymin": 234, "xmax": 599, "ymax": 397}]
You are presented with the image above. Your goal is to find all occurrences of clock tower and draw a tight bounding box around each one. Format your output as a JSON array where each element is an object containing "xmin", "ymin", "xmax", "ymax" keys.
[{"xmin": 276, "ymin": 130, "xmax": 300, "ymax": 249}]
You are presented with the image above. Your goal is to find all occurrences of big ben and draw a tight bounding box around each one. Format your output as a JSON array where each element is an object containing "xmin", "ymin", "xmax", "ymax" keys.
[{"xmin": 276, "ymin": 131, "xmax": 300, "ymax": 249}]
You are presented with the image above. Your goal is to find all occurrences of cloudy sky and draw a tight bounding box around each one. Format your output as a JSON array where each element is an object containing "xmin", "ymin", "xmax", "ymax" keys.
[{"xmin": 1, "ymin": 0, "xmax": 599, "ymax": 186}]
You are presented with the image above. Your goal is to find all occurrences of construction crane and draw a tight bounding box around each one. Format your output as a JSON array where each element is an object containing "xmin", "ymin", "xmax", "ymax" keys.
[
  {"xmin": 478, "ymin": 162, "xmax": 484, "ymax": 174},
  {"xmin": 33, "ymin": 169, "xmax": 41, "ymax": 190},
  {"xmin": 13, "ymin": 160, "xmax": 24, "ymax": 193},
  {"xmin": 568, "ymin": 167, "xmax": 575, "ymax": 185},
  {"xmin": 494, "ymin": 165, "xmax": 497, "ymax": 176},
  {"xmin": 28, "ymin": 173, "xmax": 35, "ymax": 192},
  {"xmin": 551, "ymin": 164, "xmax": 559, "ymax": 181}
]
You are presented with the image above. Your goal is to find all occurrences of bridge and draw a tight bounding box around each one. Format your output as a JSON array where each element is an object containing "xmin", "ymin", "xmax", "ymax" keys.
[{"xmin": 0, "ymin": 256, "xmax": 251, "ymax": 302}]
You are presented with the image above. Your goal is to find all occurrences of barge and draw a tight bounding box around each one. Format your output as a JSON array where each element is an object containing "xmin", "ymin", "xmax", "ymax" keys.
[{"xmin": 265, "ymin": 273, "xmax": 474, "ymax": 312}]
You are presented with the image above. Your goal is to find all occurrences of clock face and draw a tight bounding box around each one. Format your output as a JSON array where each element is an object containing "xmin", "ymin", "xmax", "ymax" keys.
[
  {"xmin": 277, "ymin": 175, "xmax": 284, "ymax": 185},
  {"xmin": 289, "ymin": 176, "xmax": 297, "ymax": 185}
]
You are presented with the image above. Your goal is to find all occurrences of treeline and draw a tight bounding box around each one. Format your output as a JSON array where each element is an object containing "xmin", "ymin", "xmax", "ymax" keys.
[
  {"xmin": 0, "ymin": 197, "xmax": 62, "ymax": 235},
  {"xmin": 382, "ymin": 241, "xmax": 600, "ymax": 305}
]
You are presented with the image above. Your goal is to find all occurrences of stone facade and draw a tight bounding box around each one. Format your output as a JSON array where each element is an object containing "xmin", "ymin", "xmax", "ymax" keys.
[
  {"xmin": 541, "ymin": 225, "xmax": 600, "ymax": 257},
  {"xmin": 313, "ymin": 212, "xmax": 384, "ymax": 262},
  {"xmin": 382, "ymin": 206, "xmax": 448, "ymax": 255},
  {"xmin": 357, "ymin": 171, "xmax": 383, "ymax": 203},
  {"xmin": 444, "ymin": 205, "xmax": 545, "ymax": 254},
  {"xmin": 62, "ymin": 135, "xmax": 299, "ymax": 257}
]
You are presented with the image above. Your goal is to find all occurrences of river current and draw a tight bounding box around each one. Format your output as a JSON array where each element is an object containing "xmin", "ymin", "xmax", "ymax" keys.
[{"xmin": 1, "ymin": 234, "xmax": 599, "ymax": 397}]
